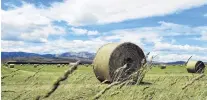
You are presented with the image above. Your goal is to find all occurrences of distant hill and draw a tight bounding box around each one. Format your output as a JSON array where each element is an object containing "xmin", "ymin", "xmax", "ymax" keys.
[
  {"xmin": 151, "ymin": 61, "xmax": 185, "ymax": 65},
  {"xmin": 165, "ymin": 61, "xmax": 185, "ymax": 65},
  {"xmin": 1, "ymin": 52, "xmax": 95, "ymax": 60},
  {"xmin": 59, "ymin": 52, "xmax": 95, "ymax": 59},
  {"xmin": 1, "ymin": 52, "xmax": 55, "ymax": 59},
  {"xmin": 1, "ymin": 52, "xmax": 95, "ymax": 64}
]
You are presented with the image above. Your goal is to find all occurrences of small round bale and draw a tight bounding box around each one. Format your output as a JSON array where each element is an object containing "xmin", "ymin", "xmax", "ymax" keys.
[
  {"xmin": 84, "ymin": 64, "xmax": 89, "ymax": 67},
  {"xmin": 186, "ymin": 61, "xmax": 205, "ymax": 73},
  {"xmin": 160, "ymin": 65, "xmax": 166, "ymax": 69},
  {"xmin": 34, "ymin": 64, "xmax": 39, "ymax": 68},
  {"xmin": 57, "ymin": 64, "xmax": 61, "ymax": 67},
  {"xmin": 9, "ymin": 64, "xmax": 15, "ymax": 68},
  {"xmin": 93, "ymin": 42, "xmax": 145, "ymax": 83}
]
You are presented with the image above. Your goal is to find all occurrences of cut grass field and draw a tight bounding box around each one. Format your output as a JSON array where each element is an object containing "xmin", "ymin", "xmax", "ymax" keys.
[{"xmin": 1, "ymin": 64, "xmax": 207, "ymax": 100}]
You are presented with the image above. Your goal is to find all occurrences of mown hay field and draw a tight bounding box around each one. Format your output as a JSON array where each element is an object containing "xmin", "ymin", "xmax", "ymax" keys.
[{"xmin": 1, "ymin": 64, "xmax": 207, "ymax": 100}]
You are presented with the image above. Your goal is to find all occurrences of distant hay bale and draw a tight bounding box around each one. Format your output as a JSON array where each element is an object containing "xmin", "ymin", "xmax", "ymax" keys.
[
  {"xmin": 160, "ymin": 65, "xmax": 166, "ymax": 69},
  {"xmin": 34, "ymin": 64, "xmax": 39, "ymax": 68},
  {"xmin": 57, "ymin": 64, "xmax": 61, "ymax": 67},
  {"xmin": 93, "ymin": 42, "xmax": 145, "ymax": 83},
  {"xmin": 84, "ymin": 64, "xmax": 89, "ymax": 67},
  {"xmin": 186, "ymin": 61, "xmax": 205, "ymax": 73},
  {"xmin": 9, "ymin": 64, "xmax": 15, "ymax": 68}
]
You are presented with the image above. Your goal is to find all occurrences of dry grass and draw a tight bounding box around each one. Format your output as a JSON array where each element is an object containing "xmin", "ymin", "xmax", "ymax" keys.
[
  {"xmin": 1, "ymin": 64, "xmax": 207, "ymax": 100},
  {"xmin": 36, "ymin": 61, "xmax": 80, "ymax": 100}
]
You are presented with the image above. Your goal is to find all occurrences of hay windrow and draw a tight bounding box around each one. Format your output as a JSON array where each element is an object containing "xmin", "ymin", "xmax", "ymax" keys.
[
  {"xmin": 24, "ymin": 67, "xmax": 44, "ymax": 82},
  {"xmin": 36, "ymin": 60, "xmax": 80, "ymax": 100},
  {"xmin": 1, "ymin": 69, "xmax": 20, "ymax": 79},
  {"xmin": 93, "ymin": 82, "xmax": 120, "ymax": 100},
  {"xmin": 182, "ymin": 74, "xmax": 205, "ymax": 90}
]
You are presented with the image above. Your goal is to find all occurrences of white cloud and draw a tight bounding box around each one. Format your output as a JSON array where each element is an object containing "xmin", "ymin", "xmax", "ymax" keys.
[
  {"xmin": 2, "ymin": 0, "xmax": 206, "ymax": 42},
  {"xmin": 71, "ymin": 27, "xmax": 99, "ymax": 36},
  {"xmin": 87, "ymin": 31, "xmax": 99, "ymax": 35},
  {"xmin": 101, "ymin": 30, "xmax": 162, "ymax": 49},
  {"xmin": 153, "ymin": 53, "xmax": 207, "ymax": 62},
  {"xmin": 199, "ymin": 31, "xmax": 207, "ymax": 40},
  {"xmin": 2, "ymin": 0, "xmax": 207, "ymax": 26},
  {"xmin": 98, "ymin": 21, "xmax": 207, "ymax": 46},
  {"xmin": 204, "ymin": 13, "xmax": 207, "ymax": 17},
  {"xmin": 102, "ymin": 21, "xmax": 207, "ymax": 40},
  {"xmin": 2, "ymin": 4, "xmax": 49, "ymax": 27},
  {"xmin": 1, "ymin": 38, "xmax": 108, "ymax": 54},
  {"xmin": 1, "ymin": 4, "xmax": 66, "ymax": 43},
  {"xmin": 71, "ymin": 27, "xmax": 88, "ymax": 35},
  {"xmin": 47, "ymin": 0, "xmax": 207, "ymax": 26},
  {"xmin": 1, "ymin": 23, "xmax": 66, "ymax": 43},
  {"xmin": 154, "ymin": 42, "xmax": 207, "ymax": 53},
  {"xmin": 190, "ymin": 26, "xmax": 207, "ymax": 41},
  {"xmin": 20, "ymin": 24, "xmax": 65, "ymax": 43}
]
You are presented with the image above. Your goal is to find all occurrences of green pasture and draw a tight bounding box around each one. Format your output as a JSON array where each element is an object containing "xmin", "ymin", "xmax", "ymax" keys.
[{"xmin": 1, "ymin": 64, "xmax": 207, "ymax": 100}]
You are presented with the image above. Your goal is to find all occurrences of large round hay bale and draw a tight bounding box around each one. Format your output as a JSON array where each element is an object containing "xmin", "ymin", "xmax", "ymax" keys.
[
  {"xmin": 93, "ymin": 42, "xmax": 145, "ymax": 83},
  {"xmin": 186, "ymin": 61, "xmax": 205, "ymax": 73},
  {"xmin": 9, "ymin": 64, "xmax": 15, "ymax": 68}
]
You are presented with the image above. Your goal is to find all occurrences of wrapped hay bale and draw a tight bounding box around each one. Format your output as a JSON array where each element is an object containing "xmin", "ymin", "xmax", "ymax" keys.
[
  {"xmin": 9, "ymin": 64, "xmax": 15, "ymax": 68},
  {"xmin": 93, "ymin": 42, "xmax": 145, "ymax": 83},
  {"xmin": 186, "ymin": 61, "xmax": 205, "ymax": 73}
]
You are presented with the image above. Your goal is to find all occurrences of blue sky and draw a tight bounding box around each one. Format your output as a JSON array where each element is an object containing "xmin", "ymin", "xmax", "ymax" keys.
[{"xmin": 1, "ymin": 0, "xmax": 207, "ymax": 62}]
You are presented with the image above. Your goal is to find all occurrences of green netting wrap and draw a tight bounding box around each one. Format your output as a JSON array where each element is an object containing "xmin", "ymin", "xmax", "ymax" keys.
[
  {"xmin": 93, "ymin": 42, "xmax": 145, "ymax": 83},
  {"xmin": 186, "ymin": 61, "xmax": 205, "ymax": 73}
]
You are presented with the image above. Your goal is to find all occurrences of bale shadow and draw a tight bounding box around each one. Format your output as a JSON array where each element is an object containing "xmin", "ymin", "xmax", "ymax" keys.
[{"xmin": 139, "ymin": 81, "xmax": 152, "ymax": 85}]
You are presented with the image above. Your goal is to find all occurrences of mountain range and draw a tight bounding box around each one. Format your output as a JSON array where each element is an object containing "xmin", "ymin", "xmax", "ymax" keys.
[{"xmin": 1, "ymin": 52, "xmax": 95, "ymax": 59}]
